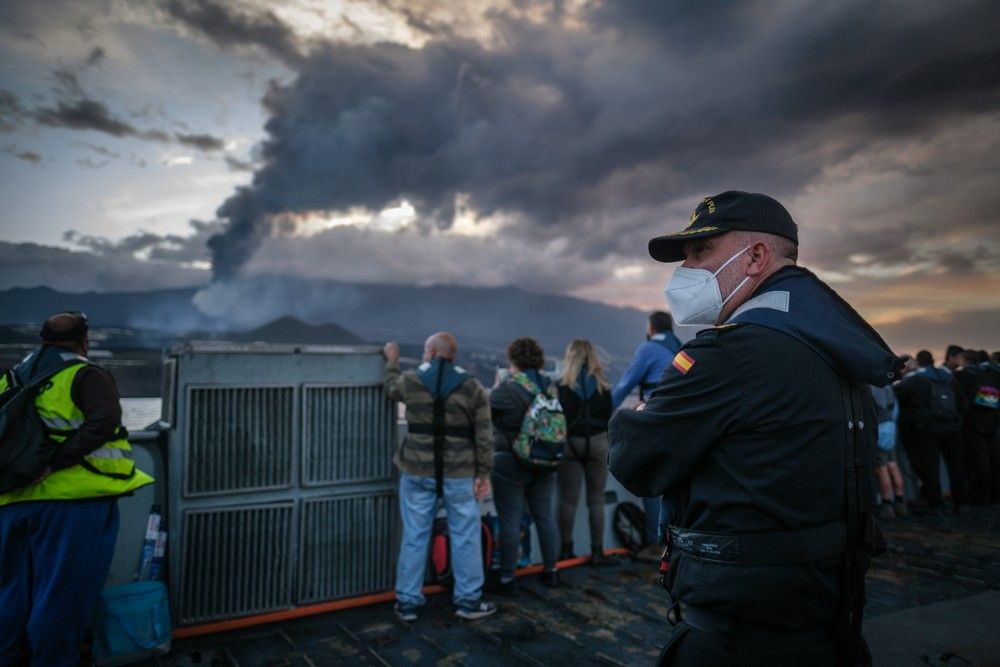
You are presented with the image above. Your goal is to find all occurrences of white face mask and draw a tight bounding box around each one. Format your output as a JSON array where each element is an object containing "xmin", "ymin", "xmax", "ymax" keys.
[{"xmin": 664, "ymin": 245, "xmax": 751, "ymax": 326}]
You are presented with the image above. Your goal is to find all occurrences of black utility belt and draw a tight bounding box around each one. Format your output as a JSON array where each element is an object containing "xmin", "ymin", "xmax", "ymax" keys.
[
  {"xmin": 668, "ymin": 521, "xmax": 846, "ymax": 566},
  {"xmin": 407, "ymin": 423, "xmax": 475, "ymax": 440},
  {"xmin": 681, "ymin": 607, "xmax": 834, "ymax": 643}
]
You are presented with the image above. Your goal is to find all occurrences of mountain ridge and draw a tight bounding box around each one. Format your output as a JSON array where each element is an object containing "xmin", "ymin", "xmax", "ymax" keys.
[{"xmin": 0, "ymin": 279, "xmax": 649, "ymax": 360}]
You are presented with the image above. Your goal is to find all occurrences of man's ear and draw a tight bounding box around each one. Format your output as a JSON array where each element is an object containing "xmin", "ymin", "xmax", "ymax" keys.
[{"xmin": 745, "ymin": 242, "xmax": 770, "ymax": 276}]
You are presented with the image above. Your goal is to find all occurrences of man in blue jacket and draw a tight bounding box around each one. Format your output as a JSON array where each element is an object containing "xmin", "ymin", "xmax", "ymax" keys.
[
  {"xmin": 612, "ymin": 312, "xmax": 681, "ymax": 555},
  {"xmin": 612, "ymin": 312, "xmax": 681, "ymax": 409}
]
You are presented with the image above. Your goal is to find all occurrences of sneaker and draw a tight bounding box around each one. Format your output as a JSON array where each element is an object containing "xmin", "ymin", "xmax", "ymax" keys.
[
  {"xmin": 589, "ymin": 549, "xmax": 620, "ymax": 568},
  {"xmin": 394, "ymin": 602, "xmax": 419, "ymax": 622},
  {"xmin": 455, "ymin": 597, "xmax": 497, "ymax": 620},
  {"xmin": 540, "ymin": 570, "xmax": 564, "ymax": 587},
  {"xmin": 877, "ymin": 503, "xmax": 896, "ymax": 520}
]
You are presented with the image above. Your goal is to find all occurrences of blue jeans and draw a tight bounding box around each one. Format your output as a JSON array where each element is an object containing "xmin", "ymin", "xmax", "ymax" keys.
[
  {"xmin": 0, "ymin": 499, "xmax": 119, "ymax": 667},
  {"xmin": 642, "ymin": 496, "xmax": 662, "ymax": 544},
  {"xmin": 396, "ymin": 474, "xmax": 483, "ymax": 606}
]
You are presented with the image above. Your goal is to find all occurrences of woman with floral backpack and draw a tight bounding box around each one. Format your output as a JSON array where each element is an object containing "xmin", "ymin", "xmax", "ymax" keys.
[{"xmin": 489, "ymin": 337, "xmax": 564, "ymax": 597}]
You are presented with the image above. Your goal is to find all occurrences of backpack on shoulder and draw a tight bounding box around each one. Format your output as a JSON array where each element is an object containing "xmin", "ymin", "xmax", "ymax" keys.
[
  {"xmin": 509, "ymin": 373, "xmax": 568, "ymax": 470},
  {"xmin": 0, "ymin": 348, "xmax": 85, "ymax": 493},
  {"xmin": 925, "ymin": 372, "xmax": 960, "ymax": 431}
]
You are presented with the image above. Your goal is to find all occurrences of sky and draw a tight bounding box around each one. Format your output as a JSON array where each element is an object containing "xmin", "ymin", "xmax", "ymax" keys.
[{"xmin": 0, "ymin": 0, "xmax": 998, "ymax": 356}]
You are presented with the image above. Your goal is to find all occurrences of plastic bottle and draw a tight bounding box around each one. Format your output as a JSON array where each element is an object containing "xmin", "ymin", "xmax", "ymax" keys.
[
  {"xmin": 148, "ymin": 520, "xmax": 168, "ymax": 581},
  {"xmin": 137, "ymin": 504, "xmax": 161, "ymax": 581}
]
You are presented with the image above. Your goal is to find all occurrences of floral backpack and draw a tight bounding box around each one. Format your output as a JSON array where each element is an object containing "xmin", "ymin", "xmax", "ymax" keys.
[{"xmin": 510, "ymin": 372, "xmax": 568, "ymax": 469}]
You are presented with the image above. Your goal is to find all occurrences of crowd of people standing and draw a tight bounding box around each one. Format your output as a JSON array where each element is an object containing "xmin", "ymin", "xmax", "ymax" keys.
[{"xmin": 882, "ymin": 345, "xmax": 1000, "ymax": 517}]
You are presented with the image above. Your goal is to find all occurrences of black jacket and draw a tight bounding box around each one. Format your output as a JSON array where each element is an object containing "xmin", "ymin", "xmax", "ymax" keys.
[
  {"xmin": 608, "ymin": 267, "xmax": 895, "ymax": 634},
  {"xmin": 895, "ymin": 367, "xmax": 966, "ymax": 434},
  {"xmin": 557, "ymin": 384, "xmax": 612, "ymax": 437}
]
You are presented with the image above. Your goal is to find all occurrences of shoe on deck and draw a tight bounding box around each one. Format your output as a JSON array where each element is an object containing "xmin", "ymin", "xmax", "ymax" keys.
[
  {"xmin": 540, "ymin": 570, "xmax": 565, "ymax": 587},
  {"xmin": 394, "ymin": 602, "xmax": 419, "ymax": 622},
  {"xmin": 455, "ymin": 597, "xmax": 497, "ymax": 620},
  {"xmin": 589, "ymin": 550, "xmax": 620, "ymax": 567}
]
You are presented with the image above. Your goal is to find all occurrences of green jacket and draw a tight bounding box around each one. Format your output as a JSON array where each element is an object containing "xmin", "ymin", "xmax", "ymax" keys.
[{"xmin": 383, "ymin": 360, "xmax": 493, "ymax": 480}]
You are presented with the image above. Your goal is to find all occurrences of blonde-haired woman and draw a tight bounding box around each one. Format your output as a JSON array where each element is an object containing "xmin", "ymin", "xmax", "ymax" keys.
[{"xmin": 556, "ymin": 339, "xmax": 618, "ymax": 566}]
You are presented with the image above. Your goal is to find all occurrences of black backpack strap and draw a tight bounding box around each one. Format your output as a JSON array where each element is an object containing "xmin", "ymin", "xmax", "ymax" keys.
[{"xmin": 432, "ymin": 362, "xmax": 446, "ymax": 498}]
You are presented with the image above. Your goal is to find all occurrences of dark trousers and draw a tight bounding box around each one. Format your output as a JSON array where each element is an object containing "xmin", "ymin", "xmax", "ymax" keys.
[
  {"xmin": 556, "ymin": 433, "xmax": 610, "ymax": 549},
  {"xmin": 657, "ymin": 623, "xmax": 837, "ymax": 666},
  {"xmin": 903, "ymin": 430, "xmax": 969, "ymax": 504},
  {"xmin": 990, "ymin": 426, "xmax": 1000, "ymax": 503},
  {"xmin": 964, "ymin": 424, "xmax": 994, "ymax": 503},
  {"xmin": 0, "ymin": 499, "xmax": 120, "ymax": 667},
  {"xmin": 491, "ymin": 452, "xmax": 559, "ymax": 579}
]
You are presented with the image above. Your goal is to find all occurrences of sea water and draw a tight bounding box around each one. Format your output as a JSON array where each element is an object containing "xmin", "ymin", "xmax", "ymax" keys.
[{"xmin": 120, "ymin": 397, "xmax": 162, "ymax": 431}]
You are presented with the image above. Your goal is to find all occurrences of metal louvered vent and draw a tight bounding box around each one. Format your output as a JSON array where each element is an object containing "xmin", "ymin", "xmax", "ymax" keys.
[
  {"xmin": 179, "ymin": 504, "xmax": 294, "ymax": 624},
  {"xmin": 186, "ymin": 386, "xmax": 294, "ymax": 497},
  {"xmin": 302, "ymin": 385, "xmax": 396, "ymax": 486},
  {"xmin": 298, "ymin": 492, "xmax": 399, "ymax": 603}
]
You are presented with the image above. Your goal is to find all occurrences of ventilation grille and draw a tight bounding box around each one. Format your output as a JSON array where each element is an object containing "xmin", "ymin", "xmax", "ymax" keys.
[
  {"xmin": 179, "ymin": 504, "xmax": 294, "ymax": 624},
  {"xmin": 186, "ymin": 386, "xmax": 294, "ymax": 496},
  {"xmin": 298, "ymin": 493, "xmax": 399, "ymax": 603},
  {"xmin": 302, "ymin": 385, "xmax": 396, "ymax": 486}
]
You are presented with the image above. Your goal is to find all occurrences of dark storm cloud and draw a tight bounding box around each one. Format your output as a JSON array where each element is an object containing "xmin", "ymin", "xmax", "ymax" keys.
[
  {"xmin": 2, "ymin": 144, "xmax": 42, "ymax": 164},
  {"xmin": 24, "ymin": 84, "xmax": 228, "ymax": 155},
  {"xmin": 64, "ymin": 219, "xmax": 223, "ymax": 265},
  {"xmin": 224, "ymin": 155, "xmax": 254, "ymax": 172},
  {"xmin": 0, "ymin": 89, "xmax": 25, "ymax": 132},
  {"xmin": 160, "ymin": 0, "xmax": 304, "ymax": 66},
  {"xmin": 85, "ymin": 46, "xmax": 105, "ymax": 67},
  {"xmin": 34, "ymin": 98, "xmax": 170, "ymax": 141},
  {"xmin": 205, "ymin": 0, "xmax": 1000, "ymax": 280},
  {"xmin": 0, "ymin": 241, "xmax": 207, "ymax": 292},
  {"xmin": 75, "ymin": 157, "xmax": 108, "ymax": 169},
  {"xmin": 175, "ymin": 132, "xmax": 225, "ymax": 151}
]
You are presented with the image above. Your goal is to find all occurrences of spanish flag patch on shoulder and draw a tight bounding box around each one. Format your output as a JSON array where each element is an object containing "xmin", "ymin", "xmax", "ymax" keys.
[{"xmin": 672, "ymin": 350, "xmax": 695, "ymax": 374}]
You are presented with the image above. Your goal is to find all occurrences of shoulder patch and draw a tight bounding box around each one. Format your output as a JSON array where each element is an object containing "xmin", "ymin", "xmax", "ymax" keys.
[{"xmin": 671, "ymin": 350, "xmax": 696, "ymax": 375}]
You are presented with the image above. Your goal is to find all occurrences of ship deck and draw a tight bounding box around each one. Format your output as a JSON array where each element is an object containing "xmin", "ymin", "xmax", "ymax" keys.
[{"xmin": 157, "ymin": 505, "xmax": 1000, "ymax": 666}]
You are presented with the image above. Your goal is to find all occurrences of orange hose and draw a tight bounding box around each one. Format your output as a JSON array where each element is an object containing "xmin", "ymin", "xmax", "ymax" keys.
[{"xmin": 172, "ymin": 547, "xmax": 632, "ymax": 639}]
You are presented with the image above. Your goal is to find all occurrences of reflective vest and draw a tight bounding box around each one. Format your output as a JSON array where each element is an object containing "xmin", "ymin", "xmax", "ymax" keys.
[{"xmin": 0, "ymin": 361, "xmax": 154, "ymax": 506}]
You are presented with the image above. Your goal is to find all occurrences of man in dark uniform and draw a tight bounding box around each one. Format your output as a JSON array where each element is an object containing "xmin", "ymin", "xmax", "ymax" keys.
[{"xmin": 608, "ymin": 192, "xmax": 901, "ymax": 666}]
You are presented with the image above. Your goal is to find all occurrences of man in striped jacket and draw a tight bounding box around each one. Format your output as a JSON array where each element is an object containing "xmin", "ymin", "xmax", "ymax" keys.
[{"xmin": 383, "ymin": 332, "xmax": 496, "ymax": 622}]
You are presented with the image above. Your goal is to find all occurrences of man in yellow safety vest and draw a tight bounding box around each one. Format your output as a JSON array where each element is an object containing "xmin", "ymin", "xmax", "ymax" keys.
[{"xmin": 0, "ymin": 311, "xmax": 154, "ymax": 666}]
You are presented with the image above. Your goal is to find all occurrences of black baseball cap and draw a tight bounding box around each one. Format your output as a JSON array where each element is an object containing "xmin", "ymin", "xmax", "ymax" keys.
[{"xmin": 648, "ymin": 191, "xmax": 798, "ymax": 262}]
